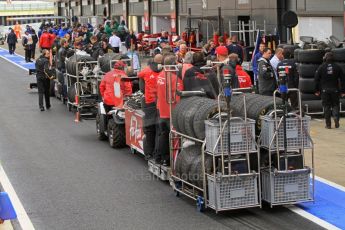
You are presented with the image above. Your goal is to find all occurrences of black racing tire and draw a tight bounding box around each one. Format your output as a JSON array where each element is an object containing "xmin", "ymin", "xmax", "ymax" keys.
[
  {"xmin": 96, "ymin": 113, "xmax": 107, "ymax": 141},
  {"xmin": 298, "ymin": 63, "xmax": 319, "ymax": 78},
  {"xmin": 297, "ymin": 49, "xmax": 324, "ymax": 64},
  {"xmin": 98, "ymin": 53, "xmax": 130, "ymax": 73},
  {"xmin": 302, "ymin": 100, "xmax": 323, "ymax": 113},
  {"xmin": 179, "ymin": 145, "xmax": 202, "ymax": 182},
  {"xmin": 66, "ymin": 55, "xmax": 96, "ymax": 76},
  {"xmin": 67, "ymin": 86, "xmax": 76, "ymax": 103},
  {"xmin": 301, "ymin": 93, "xmax": 321, "ymax": 101},
  {"xmin": 193, "ymin": 99, "xmax": 226, "ymax": 140},
  {"xmin": 331, "ymin": 48, "xmax": 345, "ymax": 62},
  {"xmin": 172, "ymin": 97, "xmax": 200, "ymax": 133},
  {"xmin": 188, "ymin": 154, "xmax": 213, "ymax": 187},
  {"xmin": 107, "ymin": 118, "xmax": 126, "ymax": 148},
  {"xmin": 299, "ymin": 78, "xmax": 316, "ymax": 94},
  {"xmin": 294, "ymin": 49, "xmax": 302, "ymax": 62},
  {"xmin": 183, "ymin": 98, "xmax": 211, "ymax": 137}
]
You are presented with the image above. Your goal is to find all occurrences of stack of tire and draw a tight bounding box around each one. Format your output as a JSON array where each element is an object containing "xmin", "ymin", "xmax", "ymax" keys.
[
  {"xmin": 295, "ymin": 49, "xmax": 325, "ymax": 113},
  {"xmin": 230, "ymin": 93, "xmax": 289, "ymax": 134},
  {"xmin": 172, "ymin": 94, "xmax": 288, "ymax": 186},
  {"xmin": 331, "ymin": 48, "xmax": 345, "ymax": 108},
  {"xmin": 174, "ymin": 144, "xmax": 213, "ymax": 187},
  {"xmin": 172, "ymin": 97, "xmax": 226, "ymax": 140},
  {"xmin": 66, "ymin": 55, "xmax": 96, "ymax": 103}
]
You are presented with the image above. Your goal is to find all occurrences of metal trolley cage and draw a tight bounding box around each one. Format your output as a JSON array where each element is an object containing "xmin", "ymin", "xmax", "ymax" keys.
[
  {"xmin": 65, "ymin": 56, "xmax": 99, "ymax": 117},
  {"xmin": 165, "ymin": 62, "xmax": 261, "ymax": 212},
  {"xmin": 258, "ymin": 89, "xmax": 315, "ymax": 207},
  {"xmin": 303, "ymin": 101, "xmax": 345, "ymax": 116}
]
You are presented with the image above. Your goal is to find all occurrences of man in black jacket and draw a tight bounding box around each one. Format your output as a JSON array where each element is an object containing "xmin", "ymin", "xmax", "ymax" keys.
[
  {"xmin": 315, "ymin": 52, "xmax": 345, "ymax": 129},
  {"xmin": 277, "ymin": 48, "xmax": 299, "ymax": 110},
  {"xmin": 7, "ymin": 29, "xmax": 17, "ymax": 55},
  {"xmin": 258, "ymin": 48, "xmax": 277, "ymax": 96},
  {"xmin": 57, "ymin": 38, "xmax": 69, "ymax": 102},
  {"xmin": 184, "ymin": 52, "xmax": 219, "ymax": 99},
  {"xmin": 35, "ymin": 49, "xmax": 52, "ymax": 111}
]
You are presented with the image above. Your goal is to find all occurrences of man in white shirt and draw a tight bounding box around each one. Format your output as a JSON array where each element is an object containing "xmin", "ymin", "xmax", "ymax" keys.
[
  {"xmin": 270, "ymin": 47, "xmax": 284, "ymax": 79},
  {"xmin": 109, "ymin": 31, "xmax": 121, "ymax": 53}
]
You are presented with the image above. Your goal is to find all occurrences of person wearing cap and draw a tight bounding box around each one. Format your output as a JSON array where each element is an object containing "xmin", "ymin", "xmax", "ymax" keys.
[
  {"xmin": 216, "ymin": 46, "xmax": 239, "ymax": 89},
  {"xmin": 257, "ymin": 48, "xmax": 277, "ymax": 96},
  {"xmin": 99, "ymin": 61, "xmax": 132, "ymax": 113},
  {"xmin": 315, "ymin": 52, "xmax": 345, "ymax": 129},
  {"xmin": 22, "ymin": 31, "xmax": 33, "ymax": 62},
  {"xmin": 137, "ymin": 54, "xmax": 163, "ymax": 159},
  {"xmin": 155, "ymin": 55, "xmax": 183, "ymax": 166}
]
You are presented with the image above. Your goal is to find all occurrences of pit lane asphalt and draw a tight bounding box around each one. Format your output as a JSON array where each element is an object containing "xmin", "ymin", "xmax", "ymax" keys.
[{"xmin": 0, "ymin": 58, "xmax": 324, "ymax": 230}]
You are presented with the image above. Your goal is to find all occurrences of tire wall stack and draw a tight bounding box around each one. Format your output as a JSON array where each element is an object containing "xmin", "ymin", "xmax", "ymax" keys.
[
  {"xmin": 332, "ymin": 48, "xmax": 345, "ymax": 107},
  {"xmin": 295, "ymin": 49, "xmax": 324, "ymax": 113}
]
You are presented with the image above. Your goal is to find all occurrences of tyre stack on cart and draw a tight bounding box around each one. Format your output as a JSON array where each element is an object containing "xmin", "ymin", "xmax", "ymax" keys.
[
  {"xmin": 258, "ymin": 90, "xmax": 315, "ymax": 207},
  {"xmin": 331, "ymin": 48, "xmax": 345, "ymax": 112},
  {"xmin": 65, "ymin": 54, "xmax": 99, "ymax": 118},
  {"xmin": 295, "ymin": 49, "xmax": 325, "ymax": 115},
  {"xmin": 171, "ymin": 95, "xmax": 262, "ymax": 212}
]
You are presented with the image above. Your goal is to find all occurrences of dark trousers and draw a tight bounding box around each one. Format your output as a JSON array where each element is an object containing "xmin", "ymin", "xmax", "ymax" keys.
[
  {"xmin": 31, "ymin": 44, "xmax": 36, "ymax": 59},
  {"xmin": 321, "ymin": 90, "xmax": 340, "ymax": 126},
  {"xmin": 8, "ymin": 43, "xmax": 15, "ymax": 54},
  {"xmin": 142, "ymin": 102, "xmax": 158, "ymax": 157},
  {"xmin": 112, "ymin": 47, "xmax": 120, "ymax": 53},
  {"xmin": 37, "ymin": 77, "xmax": 51, "ymax": 109},
  {"xmin": 155, "ymin": 118, "xmax": 170, "ymax": 161},
  {"xmin": 57, "ymin": 69, "xmax": 66, "ymax": 98},
  {"xmin": 25, "ymin": 48, "xmax": 31, "ymax": 62}
]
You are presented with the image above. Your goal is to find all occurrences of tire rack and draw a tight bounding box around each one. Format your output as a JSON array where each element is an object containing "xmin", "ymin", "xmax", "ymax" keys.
[
  {"xmin": 65, "ymin": 57, "xmax": 99, "ymax": 118},
  {"xmin": 166, "ymin": 63, "xmax": 261, "ymax": 212},
  {"xmin": 258, "ymin": 89, "xmax": 315, "ymax": 207}
]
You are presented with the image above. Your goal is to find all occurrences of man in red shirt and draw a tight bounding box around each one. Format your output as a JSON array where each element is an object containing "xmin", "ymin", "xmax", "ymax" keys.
[
  {"xmin": 137, "ymin": 54, "xmax": 163, "ymax": 159},
  {"xmin": 99, "ymin": 61, "xmax": 132, "ymax": 112},
  {"xmin": 229, "ymin": 53, "xmax": 252, "ymax": 88},
  {"xmin": 155, "ymin": 55, "xmax": 183, "ymax": 166}
]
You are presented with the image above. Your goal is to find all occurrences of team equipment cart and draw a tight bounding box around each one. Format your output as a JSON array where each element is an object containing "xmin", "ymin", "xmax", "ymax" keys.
[
  {"xmin": 259, "ymin": 66, "xmax": 315, "ymax": 207},
  {"xmin": 165, "ymin": 63, "xmax": 261, "ymax": 212}
]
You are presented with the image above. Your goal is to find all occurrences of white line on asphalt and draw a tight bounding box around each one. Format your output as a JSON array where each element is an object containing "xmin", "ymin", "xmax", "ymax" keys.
[
  {"xmin": 316, "ymin": 176, "xmax": 345, "ymax": 192},
  {"xmin": 287, "ymin": 206, "xmax": 340, "ymax": 230},
  {"xmin": 0, "ymin": 165, "xmax": 35, "ymax": 230}
]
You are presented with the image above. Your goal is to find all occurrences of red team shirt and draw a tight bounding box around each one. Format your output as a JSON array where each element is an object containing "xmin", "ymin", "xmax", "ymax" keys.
[
  {"xmin": 156, "ymin": 72, "xmax": 183, "ymax": 119},
  {"xmin": 138, "ymin": 66, "xmax": 161, "ymax": 104}
]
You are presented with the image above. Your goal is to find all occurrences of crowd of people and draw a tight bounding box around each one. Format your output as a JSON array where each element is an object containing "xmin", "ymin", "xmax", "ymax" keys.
[{"xmin": 5, "ymin": 17, "xmax": 343, "ymax": 136}]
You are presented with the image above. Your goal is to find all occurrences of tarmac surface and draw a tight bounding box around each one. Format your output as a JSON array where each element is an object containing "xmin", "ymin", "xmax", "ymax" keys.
[{"xmin": 0, "ymin": 52, "xmax": 326, "ymax": 229}]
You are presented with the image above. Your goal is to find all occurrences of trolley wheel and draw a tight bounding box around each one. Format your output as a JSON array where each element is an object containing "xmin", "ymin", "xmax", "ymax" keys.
[{"xmin": 196, "ymin": 196, "xmax": 205, "ymax": 212}]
